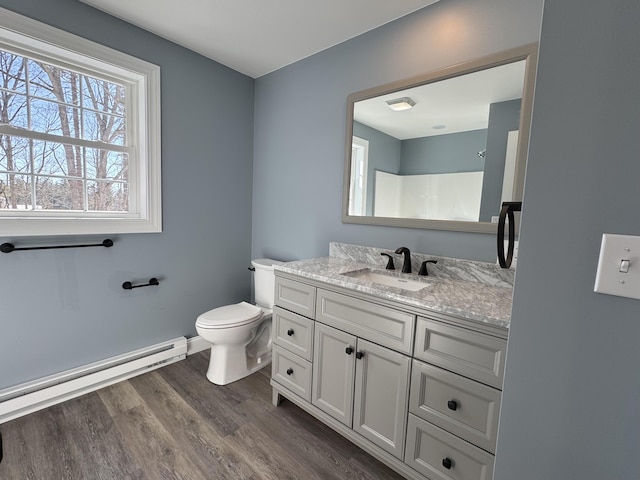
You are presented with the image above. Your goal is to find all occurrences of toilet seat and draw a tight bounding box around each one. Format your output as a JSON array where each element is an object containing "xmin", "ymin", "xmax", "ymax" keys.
[{"xmin": 196, "ymin": 301, "xmax": 263, "ymax": 329}]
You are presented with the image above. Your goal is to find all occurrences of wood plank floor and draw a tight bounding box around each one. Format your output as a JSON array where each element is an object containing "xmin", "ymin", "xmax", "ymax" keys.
[{"xmin": 0, "ymin": 351, "xmax": 404, "ymax": 479}]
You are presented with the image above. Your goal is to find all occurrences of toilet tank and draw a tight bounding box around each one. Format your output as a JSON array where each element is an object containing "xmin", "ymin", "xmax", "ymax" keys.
[{"xmin": 252, "ymin": 258, "xmax": 284, "ymax": 309}]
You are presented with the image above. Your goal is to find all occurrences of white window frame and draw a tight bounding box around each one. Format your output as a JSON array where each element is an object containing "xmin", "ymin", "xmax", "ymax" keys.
[{"xmin": 0, "ymin": 8, "xmax": 161, "ymax": 236}]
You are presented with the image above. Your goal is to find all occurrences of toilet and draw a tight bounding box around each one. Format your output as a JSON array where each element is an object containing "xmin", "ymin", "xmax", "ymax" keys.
[{"xmin": 195, "ymin": 258, "xmax": 283, "ymax": 385}]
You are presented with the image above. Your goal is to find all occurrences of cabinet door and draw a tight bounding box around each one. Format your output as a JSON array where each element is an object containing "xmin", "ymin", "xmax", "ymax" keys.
[
  {"xmin": 353, "ymin": 338, "xmax": 411, "ymax": 459},
  {"xmin": 312, "ymin": 323, "xmax": 356, "ymax": 427}
]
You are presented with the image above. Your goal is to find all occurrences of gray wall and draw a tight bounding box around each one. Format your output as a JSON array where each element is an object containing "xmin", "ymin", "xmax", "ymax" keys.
[
  {"xmin": 252, "ymin": 0, "xmax": 544, "ymax": 263},
  {"xmin": 0, "ymin": 0, "xmax": 255, "ymax": 389},
  {"xmin": 494, "ymin": 1, "xmax": 640, "ymax": 479},
  {"xmin": 399, "ymin": 129, "xmax": 487, "ymax": 175},
  {"xmin": 479, "ymin": 98, "xmax": 521, "ymax": 221}
]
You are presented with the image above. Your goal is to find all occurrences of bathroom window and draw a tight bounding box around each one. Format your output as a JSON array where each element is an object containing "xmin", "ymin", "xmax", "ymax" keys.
[{"xmin": 0, "ymin": 8, "xmax": 161, "ymax": 236}]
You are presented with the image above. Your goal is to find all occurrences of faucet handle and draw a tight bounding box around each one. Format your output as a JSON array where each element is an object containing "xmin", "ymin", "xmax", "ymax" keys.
[
  {"xmin": 418, "ymin": 260, "xmax": 438, "ymax": 276},
  {"xmin": 381, "ymin": 253, "xmax": 395, "ymax": 270}
]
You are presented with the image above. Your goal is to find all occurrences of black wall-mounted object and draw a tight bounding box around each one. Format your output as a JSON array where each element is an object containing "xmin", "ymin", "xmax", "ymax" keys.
[
  {"xmin": 122, "ymin": 278, "xmax": 159, "ymax": 290},
  {"xmin": 497, "ymin": 201, "xmax": 522, "ymax": 268},
  {"xmin": 1, "ymin": 238, "xmax": 113, "ymax": 254}
]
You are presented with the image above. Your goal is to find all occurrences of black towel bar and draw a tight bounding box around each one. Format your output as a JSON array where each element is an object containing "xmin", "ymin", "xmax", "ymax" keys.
[
  {"xmin": 1, "ymin": 238, "xmax": 113, "ymax": 253},
  {"xmin": 122, "ymin": 278, "xmax": 160, "ymax": 290}
]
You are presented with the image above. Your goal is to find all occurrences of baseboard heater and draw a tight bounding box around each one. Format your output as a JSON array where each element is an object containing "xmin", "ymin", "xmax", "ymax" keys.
[{"xmin": 0, "ymin": 336, "xmax": 187, "ymax": 424}]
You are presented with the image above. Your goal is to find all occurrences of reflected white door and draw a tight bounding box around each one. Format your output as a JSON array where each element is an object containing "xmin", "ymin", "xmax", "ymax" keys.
[{"xmin": 349, "ymin": 136, "xmax": 369, "ymax": 216}]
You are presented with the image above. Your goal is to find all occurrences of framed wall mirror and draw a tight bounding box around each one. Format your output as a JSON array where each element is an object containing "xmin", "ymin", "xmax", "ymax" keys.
[{"xmin": 342, "ymin": 44, "xmax": 538, "ymax": 234}]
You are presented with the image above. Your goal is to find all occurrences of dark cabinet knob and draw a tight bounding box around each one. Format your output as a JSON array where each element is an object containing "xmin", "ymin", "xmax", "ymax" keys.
[
  {"xmin": 355, "ymin": 351, "xmax": 364, "ymax": 359},
  {"xmin": 286, "ymin": 368, "xmax": 293, "ymax": 375},
  {"xmin": 287, "ymin": 328, "xmax": 294, "ymax": 336},
  {"xmin": 442, "ymin": 457, "xmax": 453, "ymax": 470},
  {"xmin": 447, "ymin": 400, "xmax": 458, "ymax": 411},
  {"xmin": 345, "ymin": 346, "xmax": 353, "ymax": 355}
]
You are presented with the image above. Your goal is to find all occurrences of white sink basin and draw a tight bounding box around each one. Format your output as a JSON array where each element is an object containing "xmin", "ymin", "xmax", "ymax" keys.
[{"xmin": 341, "ymin": 268, "xmax": 430, "ymax": 292}]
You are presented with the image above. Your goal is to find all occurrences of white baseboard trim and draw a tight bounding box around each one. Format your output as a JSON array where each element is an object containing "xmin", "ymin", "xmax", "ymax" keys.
[
  {"xmin": 0, "ymin": 337, "xmax": 187, "ymax": 424},
  {"xmin": 186, "ymin": 335, "xmax": 209, "ymax": 355}
]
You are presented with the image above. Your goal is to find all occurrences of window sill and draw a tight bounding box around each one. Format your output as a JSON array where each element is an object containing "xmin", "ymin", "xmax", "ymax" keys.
[{"xmin": 0, "ymin": 215, "xmax": 162, "ymax": 237}]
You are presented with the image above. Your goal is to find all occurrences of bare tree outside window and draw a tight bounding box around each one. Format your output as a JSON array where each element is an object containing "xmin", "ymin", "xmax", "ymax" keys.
[{"xmin": 0, "ymin": 49, "xmax": 128, "ymax": 212}]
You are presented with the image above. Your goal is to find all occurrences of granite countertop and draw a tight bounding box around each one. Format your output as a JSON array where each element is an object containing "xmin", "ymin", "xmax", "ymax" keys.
[{"xmin": 275, "ymin": 256, "xmax": 512, "ymax": 329}]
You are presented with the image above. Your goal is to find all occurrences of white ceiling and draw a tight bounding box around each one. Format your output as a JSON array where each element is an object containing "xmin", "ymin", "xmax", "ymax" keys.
[
  {"xmin": 354, "ymin": 60, "xmax": 527, "ymax": 139},
  {"xmin": 78, "ymin": 0, "xmax": 440, "ymax": 78}
]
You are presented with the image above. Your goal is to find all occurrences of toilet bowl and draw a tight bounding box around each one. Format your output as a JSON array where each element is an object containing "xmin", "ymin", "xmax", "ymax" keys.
[{"xmin": 195, "ymin": 259, "xmax": 283, "ymax": 385}]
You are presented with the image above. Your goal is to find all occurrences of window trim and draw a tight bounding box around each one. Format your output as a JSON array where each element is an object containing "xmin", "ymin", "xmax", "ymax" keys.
[{"xmin": 0, "ymin": 7, "xmax": 161, "ymax": 236}]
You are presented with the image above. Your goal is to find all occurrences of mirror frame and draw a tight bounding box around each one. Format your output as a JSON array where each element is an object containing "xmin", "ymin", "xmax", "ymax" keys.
[{"xmin": 341, "ymin": 43, "xmax": 538, "ymax": 234}]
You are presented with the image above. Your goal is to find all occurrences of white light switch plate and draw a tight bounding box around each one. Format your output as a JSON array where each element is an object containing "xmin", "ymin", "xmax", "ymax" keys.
[{"xmin": 594, "ymin": 233, "xmax": 640, "ymax": 299}]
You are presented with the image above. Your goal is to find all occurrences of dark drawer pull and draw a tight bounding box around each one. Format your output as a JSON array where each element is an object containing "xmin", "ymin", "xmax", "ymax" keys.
[
  {"xmin": 122, "ymin": 278, "xmax": 160, "ymax": 290},
  {"xmin": 345, "ymin": 346, "xmax": 353, "ymax": 355},
  {"xmin": 447, "ymin": 400, "xmax": 458, "ymax": 411},
  {"xmin": 287, "ymin": 328, "xmax": 294, "ymax": 336},
  {"xmin": 355, "ymin": 351, "xmax": 364, "ymax": 359},
  {"xmin": 286, "ymin": 368, "xmax": 293, "ymax": 375},
  {"xmin": 442, "ymin": 457, "xmax": 453, "ymax": 470}
]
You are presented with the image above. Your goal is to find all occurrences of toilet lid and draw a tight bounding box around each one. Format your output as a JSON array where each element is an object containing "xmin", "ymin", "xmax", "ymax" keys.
[{"xmin": 196, "ymin": 301, "xmax": 263, "ymax": 328}]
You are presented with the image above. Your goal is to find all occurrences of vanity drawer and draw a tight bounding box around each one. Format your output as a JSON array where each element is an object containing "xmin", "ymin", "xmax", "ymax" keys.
[
  {"xmin": 409, "ymin": 360, "xmax": 501, "ymax": 453},
  {"xmin": 405, "ymin": 414, "xmax": 494, "ymax": 480},
  {"xmin": 414, "ymin": 318, "xmax": 506, "ymax": 389},
  {"xmin": 272, "ymin": 345, "xmax": 312, "ymax": 402},
  {"xmin": 273, "ymin": 306, "xmax": 314, "ymax": 361},
  {"xmin": 315, "ymin": 288, "xmax": 414, "ymax": 354},
  {"xmin": 275, "ymin": 277, "xmax": 317, "ymax": 318}
]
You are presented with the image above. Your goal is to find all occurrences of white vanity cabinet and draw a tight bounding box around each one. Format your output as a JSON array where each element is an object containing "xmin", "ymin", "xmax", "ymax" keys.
[{"xmin": 271, "ymin": 272, "xmax": 509, "ymax": 480}]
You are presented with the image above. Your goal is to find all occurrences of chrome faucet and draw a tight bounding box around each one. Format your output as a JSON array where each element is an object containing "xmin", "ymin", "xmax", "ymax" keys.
[{"xmin": 394, "ymin": 247, "xmax": 411, "ymax": 273}]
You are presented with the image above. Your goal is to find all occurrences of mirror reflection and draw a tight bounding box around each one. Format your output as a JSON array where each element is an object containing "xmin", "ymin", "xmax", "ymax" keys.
[{"xmin": 343, "ymin": 45, "xmax": 537, "ymax": 233}]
